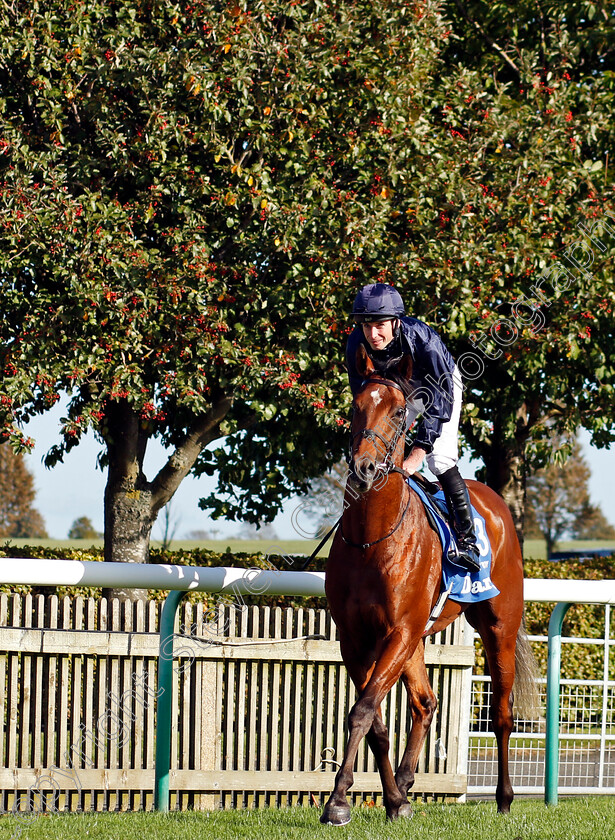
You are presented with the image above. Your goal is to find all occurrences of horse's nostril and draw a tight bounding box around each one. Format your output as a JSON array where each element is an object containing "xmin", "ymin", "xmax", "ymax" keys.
[{"xmin": 355, "ymin": 458, "xmax": 375, "ymax": 480}]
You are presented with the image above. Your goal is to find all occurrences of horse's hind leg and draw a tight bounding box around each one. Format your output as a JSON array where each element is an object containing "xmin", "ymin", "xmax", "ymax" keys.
[
  {"xmin": 394, "ymin": 643, "xmax": 437, "ymax": 798},
  {"xmin": 489, "ymin": 633, "xmax": 517, "ymax": 814},
  {"xmin": 468, "ymin": 602, "xmax": 519, "ymax": 814}
]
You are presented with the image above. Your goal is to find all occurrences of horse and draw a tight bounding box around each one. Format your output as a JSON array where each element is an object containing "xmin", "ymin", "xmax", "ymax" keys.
[{"xmin": 321, "ymin": 347, "xmax": 537, "ymax": 825}]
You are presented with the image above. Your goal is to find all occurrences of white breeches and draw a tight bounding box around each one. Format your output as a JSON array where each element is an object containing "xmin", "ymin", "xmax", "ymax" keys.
[{"xmin": 426, "ymin": 365, "xmax": 462, "ymax": 476}]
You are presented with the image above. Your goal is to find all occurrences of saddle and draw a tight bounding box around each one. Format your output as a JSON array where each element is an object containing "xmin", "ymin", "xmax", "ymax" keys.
[
  {"xmin": 406, "ymin": 475, "xmax": 500, "ymax": 633},
  {"xmin": 409, "ymin": 474, "xmax": 452, "ymax": 532}
]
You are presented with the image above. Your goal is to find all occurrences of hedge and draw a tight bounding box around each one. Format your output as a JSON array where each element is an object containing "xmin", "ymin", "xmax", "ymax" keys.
[
  {"xmin": 521, "ymin": 555, "xmax": 615, "ymax": 682},
  {"xmin": 0, "ymin": 543, "xmax": 326, "ymax": 609}
]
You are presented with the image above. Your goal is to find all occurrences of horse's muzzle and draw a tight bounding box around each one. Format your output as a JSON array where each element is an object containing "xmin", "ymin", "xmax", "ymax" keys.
[{"xmin": 348, "ymin": 456, "xmax": 379, "ymax": 494}]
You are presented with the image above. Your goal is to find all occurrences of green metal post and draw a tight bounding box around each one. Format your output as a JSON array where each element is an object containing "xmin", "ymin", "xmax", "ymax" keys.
[
  {"xmin": 154, "ymin": 590, "xmax": 187, "ymax": 812},
  {"xmin": 545, "ymin": 601, "xmax": 572, "ymax": 806}
]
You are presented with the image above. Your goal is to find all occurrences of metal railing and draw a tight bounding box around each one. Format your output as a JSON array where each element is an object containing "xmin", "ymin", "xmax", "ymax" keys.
[
  {"xmin": 0, "ymin": 558, "xmax": 326, "ymax": 812},
  {"xmin": 468, "ymin": 581, "xmax": 615, "ymax": 803}
]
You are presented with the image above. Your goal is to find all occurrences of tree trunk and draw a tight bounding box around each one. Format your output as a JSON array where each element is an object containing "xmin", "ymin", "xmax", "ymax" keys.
[
  {"xmin": 102, "ymin": 400, "xmax": 153, "ymax": 603},
  {"xmin": 481, "ymin": 443, "xmax": 527, "ymax": 552},
  {"xmin": 103, "ymin": 482, "xmax": 156, "ymax": 599},
  {"xmin": 476, "ymin": 401, "xmax": 541, "ymax": 554},
  {"xmin": 101, "ymin": 393, "xmax": 234, "ymax": 602}
]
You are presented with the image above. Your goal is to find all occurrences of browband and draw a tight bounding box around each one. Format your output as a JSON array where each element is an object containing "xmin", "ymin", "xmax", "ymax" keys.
[{"xmin": 358, "ymin": 377, "xmax": 406, "ymax": 395}]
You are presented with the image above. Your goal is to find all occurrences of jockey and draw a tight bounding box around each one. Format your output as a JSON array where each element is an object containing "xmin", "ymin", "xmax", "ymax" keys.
[{"xmin": 346, "ymin": 282, "xmax": 481, "ymax": 572}]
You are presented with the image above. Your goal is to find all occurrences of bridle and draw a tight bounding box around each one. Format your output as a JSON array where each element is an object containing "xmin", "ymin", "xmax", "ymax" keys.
[
  {"xmin": 349, "ymin": 377, "xmax": 411, "ymax": 481},
  {"xmin": 343, "ymin": 376, "xmax": 413, "ymax": 550}
]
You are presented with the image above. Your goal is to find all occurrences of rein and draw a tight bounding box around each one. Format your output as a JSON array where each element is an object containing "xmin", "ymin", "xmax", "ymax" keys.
[
  {"xmin": 299, "ymin": 515, "xmax": 343, "ymax": 571},
  {"xmin": 341, "ymin": 490, "xmax": 412, "ymax": 550}
]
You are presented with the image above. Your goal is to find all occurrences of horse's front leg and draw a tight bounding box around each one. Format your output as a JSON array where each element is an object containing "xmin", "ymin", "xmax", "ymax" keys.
[
  {"xmin": 394, "ymin": 643, "xmax": 438, "ymax": 798},
  {"xmin": 321, "ymin": 634, "xmax": 415, "ymax": 826},
  {"xmin": 366, "ymin": 709, "xmax": 414, "ymax": 820}
]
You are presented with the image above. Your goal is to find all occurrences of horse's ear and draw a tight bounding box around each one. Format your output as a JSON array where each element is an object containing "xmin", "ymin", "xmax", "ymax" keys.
[
  {"xmin": 356, "ymin": 344, "xmax": 375, "ymax": 378},
  {"xmin": 397, "ymin": 353, "xmax": 413, "ymax": 381}
]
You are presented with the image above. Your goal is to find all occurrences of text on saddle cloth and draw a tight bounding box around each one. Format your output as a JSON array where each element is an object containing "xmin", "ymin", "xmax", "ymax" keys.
[{"xmin": 407, "ymin": 476, "xmax": 500, "ymax": 605}]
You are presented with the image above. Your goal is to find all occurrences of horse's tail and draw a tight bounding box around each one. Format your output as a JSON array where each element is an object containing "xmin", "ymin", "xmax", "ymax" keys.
[{"xmin": 513, "ymin": 616, "xmax": 543, "ymax": 721}]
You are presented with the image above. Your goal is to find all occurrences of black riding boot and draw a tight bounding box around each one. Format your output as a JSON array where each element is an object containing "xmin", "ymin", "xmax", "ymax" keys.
[{"xmin": 438, "ymin": 466, "xmax": 481, "ymax": 572}]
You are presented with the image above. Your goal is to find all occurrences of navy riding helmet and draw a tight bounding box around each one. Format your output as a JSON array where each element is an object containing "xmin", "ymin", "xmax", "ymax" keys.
[{"xmin": 351, "ymin": 283, "xmax": 405, "ymax": 322}]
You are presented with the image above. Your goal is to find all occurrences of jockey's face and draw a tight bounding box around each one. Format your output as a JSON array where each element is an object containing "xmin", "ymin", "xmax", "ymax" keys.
[{"xmin": 361, "ymin": 318, "xmax": 395, "ymax": 351}]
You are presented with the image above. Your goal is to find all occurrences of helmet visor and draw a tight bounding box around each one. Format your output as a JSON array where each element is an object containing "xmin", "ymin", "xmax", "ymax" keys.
[{"xmin": 354, "ymin": 314, "xmax": 396, "ymax": 324}]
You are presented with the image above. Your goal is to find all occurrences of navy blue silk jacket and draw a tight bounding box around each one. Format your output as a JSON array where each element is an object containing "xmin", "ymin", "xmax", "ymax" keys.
[{"xmin": 346, "ymin": 317, "xmax": 457, "ymax": 452}]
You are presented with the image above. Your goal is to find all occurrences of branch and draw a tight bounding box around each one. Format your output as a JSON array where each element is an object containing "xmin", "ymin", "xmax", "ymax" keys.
[
  {"xmin": 150, "ymin": 393, "xmax": 234, "ymax": 513},
  {"xmin": 452, "ymin": 0, "xmax": 521, "ymax": 76},
  {"xmin": 212, "ymin": 205, "xmax": 257, "ymax": 261},
  {"xmin": 0, "ymin": 0, "xmax": 17, "ymax": 16}
]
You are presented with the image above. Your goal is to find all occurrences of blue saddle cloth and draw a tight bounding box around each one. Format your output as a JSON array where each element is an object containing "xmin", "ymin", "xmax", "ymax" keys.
[{"xmin": 407, "ymin": 477, "xmax": 500, "ymax": 605}]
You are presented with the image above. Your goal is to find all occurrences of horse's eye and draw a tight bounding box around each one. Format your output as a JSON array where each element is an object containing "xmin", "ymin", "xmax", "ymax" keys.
[{"xmin": 394, "ymin": 407, "xmax": 406, "ymax": 420}]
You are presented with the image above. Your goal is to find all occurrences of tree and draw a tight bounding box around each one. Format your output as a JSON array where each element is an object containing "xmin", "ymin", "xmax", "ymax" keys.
[
  {"xmin": 185, "ymin": 528, "xmax": 211, "ymax": 540},
  {"xmin": 68, "ymin": 516, "xmax": 101, "ymax": 540},
  {"xmin": 293, "ymin": 460, "xmax": 347, "ymax": 539},
  {"xmin": 2, "ymin": 0, "xmax": 615, "ymax": 565},
  {"xmin": 429, "ymin": 0, "xmax": 615, "ymax": 540},
  {"xmin": 157, "ymin": 502, "xmax": 180, "ymax": 551},
  {"xmin": 235, "ymin": 522, "xmax": 279, "ymax": 541},
  {"xmin": 571, "ymin": 503, "xmax": 615, "ymax": 542},
  {"xmin": 524, "ymin": 436, "xmax": 615, "ymax": 556},
  {"xmin": 5, "ymin": 1, "xmax": 447, "ymax": 564},
  {"xmin": 0, "ymin": 445, "xmax": 48, "ymax": 538}
]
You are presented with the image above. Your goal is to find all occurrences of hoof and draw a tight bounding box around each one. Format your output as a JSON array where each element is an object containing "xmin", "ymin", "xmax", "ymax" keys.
[
  {"xmin": 320, "ymin": 802, "xmax": 351, "ymax": 826},
  {"xmin": 387, "ymin": 801, "xmax": 413, "ymax": 821}
]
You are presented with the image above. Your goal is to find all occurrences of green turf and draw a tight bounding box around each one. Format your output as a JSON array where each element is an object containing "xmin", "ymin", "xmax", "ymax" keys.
[
  {"xmin": 522, "ymin": 538, "xmax": 615, "ymax": 561},
  {"xmin": 2, "ymin": 799, "xmax": 615, "ymax": 840}
]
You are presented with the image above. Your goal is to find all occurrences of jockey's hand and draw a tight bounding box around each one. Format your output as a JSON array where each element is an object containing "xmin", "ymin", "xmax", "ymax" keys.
[{"xmin": 403, "ymin": 446, "xmax": 427, "ymax": 475}]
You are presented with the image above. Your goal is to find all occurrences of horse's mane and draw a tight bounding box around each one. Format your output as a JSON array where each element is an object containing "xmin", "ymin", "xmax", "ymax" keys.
[{"xmin": 369, "ymin": 364, "xmax": 414, "ymax": 401}]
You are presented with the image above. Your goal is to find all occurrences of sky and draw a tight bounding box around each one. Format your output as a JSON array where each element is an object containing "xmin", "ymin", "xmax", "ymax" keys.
[{"xmin": 22, "ymin": 401, "xmax": 615, "ymax": 542}]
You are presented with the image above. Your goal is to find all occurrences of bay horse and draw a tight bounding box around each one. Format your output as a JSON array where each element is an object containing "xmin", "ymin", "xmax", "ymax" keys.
[{"xmin": 321, "ymin": 347, "xmax": 537, "ymax": 825}]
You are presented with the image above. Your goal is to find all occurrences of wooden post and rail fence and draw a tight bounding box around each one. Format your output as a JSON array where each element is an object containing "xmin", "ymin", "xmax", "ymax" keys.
[
  {"xmin": 0, "ymin": 589, "xmax": 472, "ymax": 812},
  {"xmin": 0, "ymin": 558, "xmax": 613, "ymax": 812}
]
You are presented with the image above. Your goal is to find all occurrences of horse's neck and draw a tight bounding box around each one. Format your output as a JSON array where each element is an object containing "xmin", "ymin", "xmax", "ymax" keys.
[{"xmin": 344, "ymin": 474, "xmax": 412, "ymax": 543}]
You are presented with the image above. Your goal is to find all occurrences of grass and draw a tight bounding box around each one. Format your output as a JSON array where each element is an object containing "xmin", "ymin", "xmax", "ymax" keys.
[
  {"xmin": 2, "ymin": 799, "xmax": 615, "ymax": 840},
  {"xmin": 523, "ymin": 539, "xmax": 615, "ymax": 562}
]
